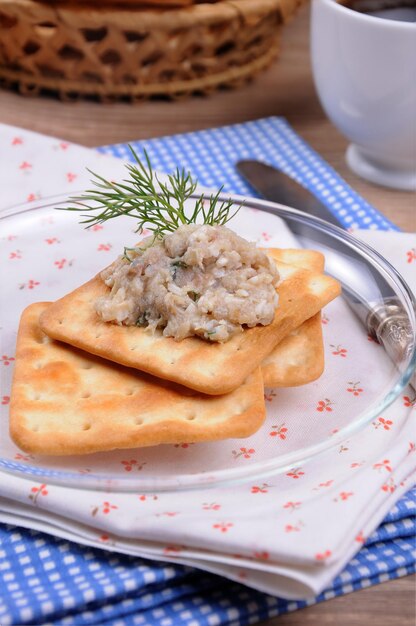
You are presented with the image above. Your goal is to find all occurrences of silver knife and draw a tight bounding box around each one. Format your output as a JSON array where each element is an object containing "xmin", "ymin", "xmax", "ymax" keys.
[
  {"xmin": 237, "ymin": 160, "xmax": 342, "ymax": 228},
  {"xmin": 237, "ymin": 159, "xmax": 416, "ymax": 390}
]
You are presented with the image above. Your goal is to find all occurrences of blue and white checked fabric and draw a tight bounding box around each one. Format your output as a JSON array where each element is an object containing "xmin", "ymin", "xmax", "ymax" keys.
[
  {"xmin": 1, "ymin": 489, "xmax": 414, "ymax": 625},
  {"xmin": 99, "ymin": 116, "xmax": 398, "ymax": 232},
  {"xmin": 1, "ymin": 117, "xmax": 414, "ymax": 625}
]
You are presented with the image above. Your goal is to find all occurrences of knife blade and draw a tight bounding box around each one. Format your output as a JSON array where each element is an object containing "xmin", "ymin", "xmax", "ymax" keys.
[
  {"xmin": 237, "ymin": 160, "xmax": 342, "ymax": 228},
  {"xmin": 236, "ymin": 160, "xmax": 416, "ymax": 390}
]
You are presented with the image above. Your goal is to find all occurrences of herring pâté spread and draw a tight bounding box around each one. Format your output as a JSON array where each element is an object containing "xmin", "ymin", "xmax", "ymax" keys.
[{"xmin": 96, "ymin": 224, "xmax": 279, "ymax": 342}]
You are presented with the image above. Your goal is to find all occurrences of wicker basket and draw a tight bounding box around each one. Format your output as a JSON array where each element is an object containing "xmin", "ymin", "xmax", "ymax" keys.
[{"xmin": 0, "ymin": 0, "xmax": 303, "ymax": 100}]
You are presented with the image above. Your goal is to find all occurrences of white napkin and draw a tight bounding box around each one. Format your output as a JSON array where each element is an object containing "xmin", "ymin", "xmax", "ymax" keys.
[{"xmin": 0, "ymin": 124, "xmax": 415, "ymax": 600}]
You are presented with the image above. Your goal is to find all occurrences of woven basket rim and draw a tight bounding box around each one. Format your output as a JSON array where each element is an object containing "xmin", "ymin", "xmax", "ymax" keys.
[
  {"xmin": 0, "ymin": 38, "xmax": 280, "ymax": 98},
  {"xmin": 0, "ymin": 0, "xmax": 296, "ymax": 100},
  {"xmin": 0, "ymin": 0, "xmax": 288, "ymax": 10},
  {"xmin": 0, "ymin": 0, "xmax": 292, "ymax": 25}
]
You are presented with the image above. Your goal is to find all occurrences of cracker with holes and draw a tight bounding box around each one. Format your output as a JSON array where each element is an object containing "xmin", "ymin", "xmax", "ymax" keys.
[
  {"xmin": 10, "ymin": 303, "xmax": 266, "ymax": 455},
  {"xmin": 39, "ymin": 256, "xmax": 340, "ymax": 395},
  {"xmin": 262, "ymin": 249, "xmax": 324, "ymax": 387}
]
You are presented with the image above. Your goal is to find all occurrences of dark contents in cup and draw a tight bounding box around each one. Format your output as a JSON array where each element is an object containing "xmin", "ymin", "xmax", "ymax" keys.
[{"xmin": 338, "ymin": 0, "xmax": 416, "ymax": 21}]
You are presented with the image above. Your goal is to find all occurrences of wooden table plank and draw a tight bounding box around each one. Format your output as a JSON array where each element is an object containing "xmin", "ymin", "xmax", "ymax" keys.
[
  {"xmin": 0, "ymin": 4, "xmax": 414, "ymax": 624},
  {"xmin": 261, "ymin": 575, "xmax": 416, "ymax": 625}
]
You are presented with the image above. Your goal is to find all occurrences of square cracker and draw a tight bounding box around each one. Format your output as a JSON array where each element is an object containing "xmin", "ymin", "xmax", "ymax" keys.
[
  {"xmin": 39, "ymin": 257, "xmax": 341, "ymax": 395},
  {"xmin": 262, "ymin": 249, "xmax": 324, "ymax": 387},
  {"xmin": 10, "ymin": 303, "xmax": 266, "ymax": 455}
]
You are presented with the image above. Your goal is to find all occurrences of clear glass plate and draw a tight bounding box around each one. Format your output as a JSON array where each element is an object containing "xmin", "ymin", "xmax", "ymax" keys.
[{"xmin": 0, "ymin": 194, "xmax": 415, "ymax": 492}]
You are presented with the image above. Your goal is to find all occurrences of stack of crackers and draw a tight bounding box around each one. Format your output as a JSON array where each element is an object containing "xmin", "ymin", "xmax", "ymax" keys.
[{"xmin": 10, "ymin": 248, "xmax": 341, "ymax": 456}]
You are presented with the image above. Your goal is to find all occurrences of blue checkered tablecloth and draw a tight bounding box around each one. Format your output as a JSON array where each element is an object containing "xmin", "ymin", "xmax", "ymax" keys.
[
  {"xmin": 1, "ymin": 494, "xmax": 414, "ymax": 625},
  {"xmin": 99, "ymin": 117, "xmax": 398, "ymax": 232},
  {"xmin": 1, "ymin": 117, "xmax": 414, "ymax": 625}
]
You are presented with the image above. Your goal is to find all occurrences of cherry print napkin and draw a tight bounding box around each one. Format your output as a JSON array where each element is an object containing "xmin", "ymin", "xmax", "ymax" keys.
[{"xmin": 0, "ymin": 122, "xmax": 415, "ymax": 610}]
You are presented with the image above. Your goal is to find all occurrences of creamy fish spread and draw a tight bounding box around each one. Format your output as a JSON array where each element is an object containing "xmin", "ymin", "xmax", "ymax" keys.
[{"xmin": 96, "ymin": 224, "xmax": 279, "ymax": 342}]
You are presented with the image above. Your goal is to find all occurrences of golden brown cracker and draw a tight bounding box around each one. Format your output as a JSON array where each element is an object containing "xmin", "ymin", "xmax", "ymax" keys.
[
  {"xmin": 39, "ymin": 257, "xmax": 340, "ymax": 394},
  {"xmin": 266, "ymin": 248, "xmax": 325, "ymax": 274},
  {"xmin": 262, "ymin": 249, "xmax": 324, "ymax": 387},
  {"xmin": 10, "ymin": 303, "xmax": 266, "ymax": 455},
  {"xmin": 261, "ymin": 313, "xmax": 324, "ymax": 387}
]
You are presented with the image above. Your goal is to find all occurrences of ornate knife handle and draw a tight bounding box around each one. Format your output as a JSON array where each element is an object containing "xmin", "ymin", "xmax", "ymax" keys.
[{"xmin": 366, "ymin": 298, "xmax": 416, "ymax": 390}]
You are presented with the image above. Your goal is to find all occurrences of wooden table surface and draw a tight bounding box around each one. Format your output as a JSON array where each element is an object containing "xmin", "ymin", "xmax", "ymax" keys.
[{"xmin": 0, "ymin": 4, "xmax": 414, "ymax": 625}]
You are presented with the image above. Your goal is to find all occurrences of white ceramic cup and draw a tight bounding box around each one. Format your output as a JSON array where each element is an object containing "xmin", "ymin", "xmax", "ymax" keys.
[{"xmin": 311, "ymin": 0, "xmax": 416, "ymax": 191}]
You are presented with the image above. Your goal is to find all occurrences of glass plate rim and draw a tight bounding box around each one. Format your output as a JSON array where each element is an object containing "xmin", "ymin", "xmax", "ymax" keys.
[{"xmin": 1, "ymin": 192, "xmax": 415, "ymax": 492}]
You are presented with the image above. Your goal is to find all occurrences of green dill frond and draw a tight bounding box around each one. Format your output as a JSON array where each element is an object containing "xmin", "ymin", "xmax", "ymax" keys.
[
  {"xmin": 61, "ymin": 146, "xmax": 240, "ymax": 238},
  {"xmin": 122, "ymin": 246, "xmax": 138, "ymax": 263}
]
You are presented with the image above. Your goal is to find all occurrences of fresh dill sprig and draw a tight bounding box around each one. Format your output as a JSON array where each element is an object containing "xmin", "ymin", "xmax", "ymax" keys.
[
  {"xmin": 62, "ymin": 146, "xmax": 240, "ymax": 238},
  {"xmin": 122, "ymin": 246, "xmax": 138, "ymax": 263}
]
